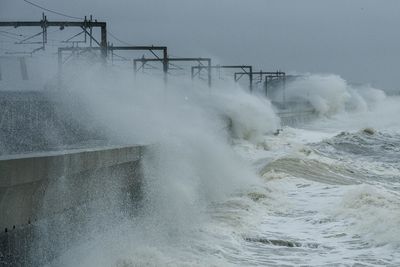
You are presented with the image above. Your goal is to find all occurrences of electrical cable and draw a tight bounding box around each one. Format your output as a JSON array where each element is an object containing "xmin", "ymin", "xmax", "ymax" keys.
[
  {"xmin": 0, "ymin": 32, "xmax": 21, "ymax": 41},
  {"xmin": 22, "ymin": 1, "xmax": 134, "ymax": 47},
  {"xmin": 108, "ymin": 31, "xmax": 132, "ymax": 46},
  {"xmin": 0, "ymin": 30, "xmax": 26, "ymax": 37},
  {"xmin": 22, "ymin": 0, "xmax": 83, "ymax": 20}
]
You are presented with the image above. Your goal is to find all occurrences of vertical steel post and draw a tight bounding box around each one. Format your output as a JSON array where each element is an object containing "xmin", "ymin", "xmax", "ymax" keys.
[
  {"xmin": 282, "ymin": 74, "xmax": 286, "ymax": 107},
  {"xmin": 89, "ymin": 15, "xmax": 93, "ymax": 47},
  {"xmin": 207, "ymin": 59, "xmax": 212, "ymax": 88},
  {"xmin": 19, "ymin": 57, "xmax": 28, "ymax": 80},
  {"xmin": 100, "ymin": 24, "xmax": 107, "ymax": 59},
  {"xmin": 41, "ymin": 13, "xmax": 47, "ymax": 50},
  {"xmin": 163, "ymin": 48, "xmax": 168, "ymax": 85},
  {"xmin": 57, "ymin": 48, "xmax": 62, "ymax": 89},
  {"xmin": 249, "ymin": 66, "xmax": 253, "ymax": 93},
  {"xmin": 110, "ymin": 44, "xmax": 114, "ymax": 64},
  {"xmin": 191, "ymin": 66, "xmax": 195, "ymax": 80},
  {"xmin": 133, "ymin": 59, "xmax": 137, "ymax": 78}
]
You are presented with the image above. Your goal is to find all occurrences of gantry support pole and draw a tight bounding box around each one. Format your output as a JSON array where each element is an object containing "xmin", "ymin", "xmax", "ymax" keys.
[
  {"xmin": 282, "ymin": 74, "xmax": 287, "ymax": 107},
  {"xmin": 191, "ymin": 67, "xmax": 194, "ymax": 81},
  {"xmin": 249, "ymin": 66, "xmax": 253, "ymax": 93},
  {"xmin": 133, "ymin": 60, "xmax": 137, "ymax": 78},
  {"xmin": 207, "ymin": 59, "xmax": 212, "ymax": 88},
  {"xmin": 162, "ymin": 48, "xmax": 168, "ymax": 84},
  {"xmin": 58, "ymin": 48, "xmax": 62, "ymax": 89},
  {"xmin": 100, "ymin": 25, "xmax": 107, "ymax": 59}
]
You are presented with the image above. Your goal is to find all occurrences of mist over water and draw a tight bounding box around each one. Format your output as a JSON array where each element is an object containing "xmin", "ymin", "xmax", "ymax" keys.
[
  {"xmin": 32, "ymin": 60, "xmax": 274, "ymax": 266},
  {"xmin": 283, "ymin": 74, "xmax": 387, "ymax": 116},
  {"xmin": 5, "ymin": 57, "xmax": 399, "ymax": 266}
]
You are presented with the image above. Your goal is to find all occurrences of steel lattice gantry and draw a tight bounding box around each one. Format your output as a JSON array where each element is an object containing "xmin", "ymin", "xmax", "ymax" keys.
[
  {"xmin": 0, "ymin": 14, "xmax": 108, "ymax": 58},
  {"xmin": 134, "ymin": 57, "xmax": 212, "ymax": 88},
  {"xmin": 58, "ymin": 45, "xmax": 168, "ymax": 83},
  {"xmin": 191, "ymin": 65, "xmax": 253, "ymax": 92},
  {"xmin": 234, "ymin": 71, "xmax": 286, "ymax": 97}
]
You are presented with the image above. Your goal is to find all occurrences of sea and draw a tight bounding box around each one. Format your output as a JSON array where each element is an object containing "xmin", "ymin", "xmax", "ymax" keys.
[{"xmin": 39, "ymin": 72, "xmax": 400, "ymax": 267}]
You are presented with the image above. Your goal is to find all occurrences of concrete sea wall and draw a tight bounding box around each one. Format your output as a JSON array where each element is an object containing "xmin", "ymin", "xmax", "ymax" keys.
[{"xmin": 0, "ymin": 144, "xmax": 145, "ymax": 266}]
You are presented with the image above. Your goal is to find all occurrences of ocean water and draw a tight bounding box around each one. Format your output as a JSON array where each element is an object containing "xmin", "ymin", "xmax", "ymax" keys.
[{"xmin": 44, "ymin": 72, "xmax": 400, "ymax": 267}]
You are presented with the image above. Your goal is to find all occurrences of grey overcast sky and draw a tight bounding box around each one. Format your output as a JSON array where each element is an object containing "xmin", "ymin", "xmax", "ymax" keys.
[{"xmin": 1, "ymin": 0, "xmax": 399, "ymax": 91}]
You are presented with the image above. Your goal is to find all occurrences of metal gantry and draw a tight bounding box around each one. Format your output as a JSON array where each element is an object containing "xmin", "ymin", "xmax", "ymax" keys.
[
  {"xmin": 58, "ymin": 45, "xmax": 168, "ymax": 83},
  {"xmin": 234, "ymin": 71, "xmax": 286, "ymax": 97},
  {"xmin": 134, "ymin": 57, "xmax": 212, "ymax": 87},
  {"xmin": 0, "ymin": 15, "xmax": 290, "ymax": 94},
  {"xmin": 191, "ymin": 65, "xmax": 253, "ymax": 92},
  {"xmin": 0, "ymin": 14, "xmax": 107, "ymax": 58}
]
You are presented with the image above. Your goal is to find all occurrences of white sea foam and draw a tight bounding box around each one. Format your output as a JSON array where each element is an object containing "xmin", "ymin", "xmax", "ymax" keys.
[
  {"xmin": 335, "ymin": 184, "xmax": 400, "ymax": 246},
  {"xmin": 33, "ymin": 60, "xmax": 400, "ymax": 266}
]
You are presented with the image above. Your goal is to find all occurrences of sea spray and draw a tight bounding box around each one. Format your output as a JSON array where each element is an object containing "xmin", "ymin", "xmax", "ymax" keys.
[
  {"xmin": 211, "ymin": 88, "xmax": 280, "ymax": 142},
  {"xmin": 24, "ymin": 57, "xmax": 400, "ymax": 266},
  {"xmin": 33, "ymin": 59, "xmax": 279, "ymax": 266},
  {"xmin": 283, "ymin": 74, "xmax": 387, "ymax": 116},
  {"xmin": 284, "ymin": 74, "xmax": 351, "ymax": 115}
]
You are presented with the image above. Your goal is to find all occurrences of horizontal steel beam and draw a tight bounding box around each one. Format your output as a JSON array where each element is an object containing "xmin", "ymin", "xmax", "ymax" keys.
[
  {"xmin": 235, "ymin": 71, "xmax": 285, "ymax": 76},
  {"xmin": 109, "ymin": 46, "xmax": 166, "ymax": 51},
  {"xmin": 58, "ymin": 46, "xmax": 167, "ymax": 52},
  {"xmin": 58, "ymin": 47, "xmax": 99, "ymax": 51},
  {"xmin": 192, "ymin": 65, "xmax": 251, "ymax": 69},
  {"xmin": 0, "ymin": 21, "xmax": 106, "ymax": 28},
  {"xmin": 135, "ymin": 57, "xmax": 210, "ymax": 62}
]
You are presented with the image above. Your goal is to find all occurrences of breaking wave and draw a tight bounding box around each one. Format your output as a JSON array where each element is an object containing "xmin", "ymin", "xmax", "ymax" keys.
[
  {"xmin": 19, "ymin": 63, "xmax": 400, "ymax": 266},
  {"xmin": 285, "ymin": 74, "xmax": 386, "ymax": 116},
  {"xmin": 335, "ymin": 184, "xmax": 400, "ymax": 246}
]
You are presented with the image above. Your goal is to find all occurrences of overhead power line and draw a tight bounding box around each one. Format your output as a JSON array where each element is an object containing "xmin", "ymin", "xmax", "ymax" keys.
[
  {"xmin": 0, "ymin": 30, "xmax": 25, "ymax": 37},
  {"xmin": 0, "ymin": 32, "xmax": 21, "ymax": 41},
  {"xmin": 108, "ymin": 31, "xmax": 132, "ymax": 46},
  {"xmin": 22, "ymin": 0, "xmax": 135, "ymax": 48},
  {"xmin": 22, "ymin": 0, "xmax": 83, "ymax": 20}
]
